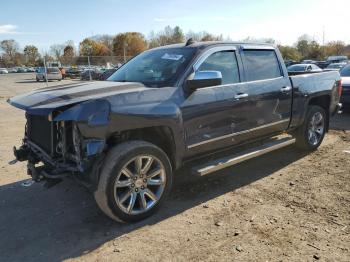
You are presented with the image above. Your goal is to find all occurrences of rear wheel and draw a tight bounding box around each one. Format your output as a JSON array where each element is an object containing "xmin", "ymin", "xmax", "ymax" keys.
[
  {"xmin": 94, "ymin": 141, "xmax": 173, "ymax": 222},
  {"xmin": 294, "ymin": 105, "xmax": 326, "ymax": 150}
]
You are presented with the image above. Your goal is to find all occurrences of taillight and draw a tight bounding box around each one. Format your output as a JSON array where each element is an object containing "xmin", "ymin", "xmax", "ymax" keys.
[{"xmin": 338, "ymin": 80, "xmax": 342, "ymax": 97}]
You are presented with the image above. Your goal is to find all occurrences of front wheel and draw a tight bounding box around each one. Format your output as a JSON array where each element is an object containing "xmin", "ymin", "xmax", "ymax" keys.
[
  {"xmin": 94, "ymin": 141, "xmax": 173, "ymax": 222},
  {"xmin": 294, "ymin": 105, "xmax": 326, "ymax": 150}
]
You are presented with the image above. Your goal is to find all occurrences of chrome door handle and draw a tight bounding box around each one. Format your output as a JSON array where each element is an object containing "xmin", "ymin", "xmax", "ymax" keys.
[
  {"xmin": 280, "ymin": 86, "xmax": 292, "ymax": 92},
  {"xmin": 234, "ymin": 93, "xmax": 249, "ymax": 99}
]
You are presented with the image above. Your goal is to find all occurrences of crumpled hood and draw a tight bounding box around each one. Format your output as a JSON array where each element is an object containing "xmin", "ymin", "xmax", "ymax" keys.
[{"xmin": 7, "ymin": 81, "xmax": 148, "ymax": 115}]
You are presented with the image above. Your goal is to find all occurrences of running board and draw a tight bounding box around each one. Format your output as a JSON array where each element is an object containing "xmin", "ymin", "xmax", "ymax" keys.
[{"xmin": 193, "ymin": 136, "xmax": 296, "ymax": 176}]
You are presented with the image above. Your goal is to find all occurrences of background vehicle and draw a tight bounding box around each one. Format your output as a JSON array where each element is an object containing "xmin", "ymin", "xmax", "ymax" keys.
[
  {"xmin": 7, "ymin": 68, "xmax": 18, "ymax": 73},
  {"xmin": 0, "ymin": 68, "xmax": 9, "ymax": 74},
  {"xmin": 16, "ymin": 67, "xmax": 27, "ymax": 73},
  {"xmin": 8, "ymin": 42, "xmax": 341, "ymax": 223},
  {"xmin": 36, "ymin": 67, "xmax": 62, "ymax": 81},
  {"xmin": 340, "ymin": 64, "xmax": 350, "ymax": 109},
  {"xmin": 80, "ymin": 68, "xmax": 102, "ymax": 80},
  {"xmin": 327, "ymin": 55, "xmax": 348, "ymax": 64},
  {"xmin": 100, "ymin": 68, "xmax": 117, "ymax": 80},
  {"xmin": 26, "ymin": 67, "xmax": 35, "ymax": 72},
  {"xmin": 324, "ymin": 62, "xmax": 347, "ymax": 71},
  {"xmin": 65, "ymin": 68, "xmax": 82, "ymax": 79},
  {"xmin": 287, "ymin": 63, "xmax": 323, "ymax": 74}
]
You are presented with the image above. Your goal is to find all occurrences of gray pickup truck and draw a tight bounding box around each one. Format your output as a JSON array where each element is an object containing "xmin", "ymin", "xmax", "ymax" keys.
[{"xmin": 8, "ymin": 40, "xmax": 342, "ymax": 222}]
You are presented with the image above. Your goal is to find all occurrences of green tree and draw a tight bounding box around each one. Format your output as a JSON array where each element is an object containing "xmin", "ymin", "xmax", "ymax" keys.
[{"xmin": 278, "ymin": 45, "xmax": 301, "ymax": 61}]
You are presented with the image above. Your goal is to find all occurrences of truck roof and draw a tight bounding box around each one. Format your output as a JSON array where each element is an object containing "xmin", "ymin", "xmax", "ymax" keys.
[{"xmin": 152, "ymin": 41, "xmax": 277, "ymax": 51}]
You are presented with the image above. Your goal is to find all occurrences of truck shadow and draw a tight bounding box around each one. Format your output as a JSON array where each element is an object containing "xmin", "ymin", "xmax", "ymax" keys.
[
  {"xmin": 329, "ymin": 111, "xmax": 350, "ymax": 130},
  {"xmin": 0, "ymin": 145, "xmax": 307, "ymax": 262}
]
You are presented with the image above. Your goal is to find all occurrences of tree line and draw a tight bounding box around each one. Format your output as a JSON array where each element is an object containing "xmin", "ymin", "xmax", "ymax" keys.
[{"xmin": 1, "ymin": 26, "xmax": 350, "ymax": 67}]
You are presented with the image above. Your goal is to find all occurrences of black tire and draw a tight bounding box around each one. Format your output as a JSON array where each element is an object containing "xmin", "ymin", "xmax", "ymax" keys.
[
  {"xmin": 294, "ymin": 105, "xmax": 327, "ymax": 150},
  {"xmin": 94, "ymin": 141, "xmax": 173, "ymax": 222}
]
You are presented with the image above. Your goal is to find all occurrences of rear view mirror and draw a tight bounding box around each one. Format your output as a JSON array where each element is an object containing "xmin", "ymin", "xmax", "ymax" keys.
[{"xmin": 186, "ymin": 71, "xmax": 222, "ymax": 91}]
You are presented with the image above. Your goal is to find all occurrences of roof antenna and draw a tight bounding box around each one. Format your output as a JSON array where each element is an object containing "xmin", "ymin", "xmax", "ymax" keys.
[{"xmin": 185, "ymin": 38, "xmax": 195, "ymax": 46}]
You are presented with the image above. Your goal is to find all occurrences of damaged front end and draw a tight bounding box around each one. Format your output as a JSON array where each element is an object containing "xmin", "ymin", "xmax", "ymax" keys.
[{"xmin": 12, "ymin": 100, "xmax": 110, "ymax": 188}]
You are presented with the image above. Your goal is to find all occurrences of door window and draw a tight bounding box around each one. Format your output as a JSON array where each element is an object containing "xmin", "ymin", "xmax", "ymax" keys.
[
  {"xmin": 242, "ymin": 50, "xmax": 282, "ymax": 81},
  {"xmin": 198, "ymin": 51, "xmax": 240, "ymax": 85}
]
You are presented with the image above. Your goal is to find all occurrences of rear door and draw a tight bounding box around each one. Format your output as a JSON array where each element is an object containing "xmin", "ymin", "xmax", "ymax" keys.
[{"xmin": 235, "ymin": 47, "xmax": 292, "ymax": 139}]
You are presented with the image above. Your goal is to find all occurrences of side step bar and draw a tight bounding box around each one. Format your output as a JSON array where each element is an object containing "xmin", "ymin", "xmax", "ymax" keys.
[{"xmin": 193, "ymin": 136, "xmax": 296, "ymax": 176}]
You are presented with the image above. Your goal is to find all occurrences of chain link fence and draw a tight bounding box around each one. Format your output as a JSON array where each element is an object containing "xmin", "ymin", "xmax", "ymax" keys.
[{"xmin": 58, "ymin": 55, "xmax": 133, "ymax": 68}]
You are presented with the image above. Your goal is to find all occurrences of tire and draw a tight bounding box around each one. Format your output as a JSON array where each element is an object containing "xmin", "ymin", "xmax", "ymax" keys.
[
  {"xmin": 36, "ymin": 77, "xmax": 39, "ymax": 82},
  {"xmin": 94, "ymin": 140, "xmax": 173, "ymax": 222},
  {"xmin": 294, "ymin": 105, "xmax": 327, "ymax": 150}
]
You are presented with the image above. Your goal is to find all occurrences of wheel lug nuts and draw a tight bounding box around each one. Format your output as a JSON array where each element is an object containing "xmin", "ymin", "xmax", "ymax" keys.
[
  {"xmin": 143, "ymin": 179, "xmax": 147, "ymax": 183},
  {"xmin": 135, "ymin": 188, "xmax": 139, "ymax": 192},
  {"xmin": 131, "ymin": 183, "xmax": 135, "ymax": 188},
  {"xmin": 141, "ymin": 185, "xmax": 145, "ymax": 190},
  {"xmin": 140, "ymin": 174, "xmax": 143, "ymax": 178}
]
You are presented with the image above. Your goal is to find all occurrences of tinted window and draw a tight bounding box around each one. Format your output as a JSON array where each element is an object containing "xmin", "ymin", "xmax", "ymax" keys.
[
  {"xmin": 288, "ymin": 65, "xmax": 307, "ymax": 72},
  {"xmin": 198, "ymin": 51, "xmax": 240, "ymax": 84},
  {"xmin": 340, "ymin": 65, "xmax": 350, "ymax": 77},
  {"xmin": 47, "ymin": 68, "xmax": 60, "ymax": 73},
  {"xmin": 242, "ymin": 50, "xmax": 282, "ymax": 81}
]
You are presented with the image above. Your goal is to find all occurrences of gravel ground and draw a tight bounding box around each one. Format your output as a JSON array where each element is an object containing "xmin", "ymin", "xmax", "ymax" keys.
[{"xmin": 0, "ymin": 73, "xmax": 349, "ymax": 262}]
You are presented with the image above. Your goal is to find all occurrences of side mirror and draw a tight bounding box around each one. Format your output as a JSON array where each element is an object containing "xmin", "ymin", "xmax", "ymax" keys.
[{"xmin": 186, "ymin": 71, "xmax": 222, "ymax": 91}]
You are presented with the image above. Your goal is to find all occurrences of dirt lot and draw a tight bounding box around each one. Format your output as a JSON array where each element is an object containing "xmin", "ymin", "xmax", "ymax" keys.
[{"xmin": 0, "ymin": 73, "xmax": 349, "ymax": 262}]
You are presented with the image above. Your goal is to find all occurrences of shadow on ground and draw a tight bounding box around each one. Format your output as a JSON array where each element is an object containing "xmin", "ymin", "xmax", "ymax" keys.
[
  {"xmin": 0, "ymin": 113, "xmax": 348, "ymax": 262},
  {"xmin": 0, "ymin": 145, "xmax": 307, "ymax": 262},
  {"xmin": 329, "ymin": 111, "xmax": 350, "ymax": 130}
]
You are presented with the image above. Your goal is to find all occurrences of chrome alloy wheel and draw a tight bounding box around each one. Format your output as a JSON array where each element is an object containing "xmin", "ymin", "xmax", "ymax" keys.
[
  {"xmin": 114, "ymin": 155, "xmax": 166, "ymax": 215},
  {"xmin": 307, "ymin": 112, "xmax": 325, "ymax": 146}
]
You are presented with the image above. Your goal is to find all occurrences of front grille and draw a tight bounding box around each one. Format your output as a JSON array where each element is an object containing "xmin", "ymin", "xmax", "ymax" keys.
[{"xmin": 26, "ymin": 114, "xmax": 57, "ymax": 154}]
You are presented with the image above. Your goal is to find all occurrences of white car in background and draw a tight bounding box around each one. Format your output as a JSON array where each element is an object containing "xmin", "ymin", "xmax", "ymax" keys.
[
  {"xmin": 36, "ymin": 67, "xmax": 62, "ymax": 81},
  {"xmin": 0, "ymin": 68, "xmax": 9, "ymax": 74}
]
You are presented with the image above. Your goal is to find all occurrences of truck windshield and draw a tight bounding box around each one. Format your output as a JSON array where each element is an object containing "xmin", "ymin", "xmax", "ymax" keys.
[
  {"xmin": 340, "ymin": 65, "xmax": 350, "ymax": 77},
  {"xmin": 108, "ymin": 47, "xmax": 196, "ymax": 87}
]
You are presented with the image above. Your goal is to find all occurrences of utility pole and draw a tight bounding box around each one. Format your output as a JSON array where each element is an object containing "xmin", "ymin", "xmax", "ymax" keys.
[
  {"xmin": 87, "ymin": 46, "xmax": 92, "ymax": 81},
  {"xmin": 123, "ymin": 41, "xmax": 128, "ymax": 63},
  {"xmin": 43, "ymin": 54, "xmax": 48, "ymax": 87},
  {"xmin": 322, "ymin": 26, "xmax": 325, "ymax": 46}
]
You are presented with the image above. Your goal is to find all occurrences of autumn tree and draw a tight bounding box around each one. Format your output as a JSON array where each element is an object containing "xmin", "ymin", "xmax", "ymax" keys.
[
  {"xmin": 92, "ymin": 34, "xmax": 114, "ymax": 51},
  {"xmin": 79, "ymin": 38, "xmax": 111, "ymax": 57},
  {"xmin": 60, "ymin": 44, "xmax": 75, "ymax": 65},
  {"xmin": 112, "ymin": 32, "xmax": 147, "ymax": 57},
  {"xmin": 23, "ymin": 45, "xmax": 39, "ymax": 65},
  {"xmin": 50, "ymin": 44, "xmax": 65, "ymax": 60},
  {"xmin": 0, "ymin": 39, "xmax": 19, "ymax": 66},
  {"xmin": 149, "ymin": 26, "xmax": 185, "ymax": 48},
  {"xmin": 324, "ymin": 41, "xmax": 346, "ymax": 57},
  {"xmin": 201, "ymin": 33, "xmax": 223, "ymax": 41}
]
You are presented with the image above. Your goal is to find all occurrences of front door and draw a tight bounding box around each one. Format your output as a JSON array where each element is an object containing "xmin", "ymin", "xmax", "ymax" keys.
[{"xmin": 181, "ymin": 47, "xmax": 244, "ymax": 157}]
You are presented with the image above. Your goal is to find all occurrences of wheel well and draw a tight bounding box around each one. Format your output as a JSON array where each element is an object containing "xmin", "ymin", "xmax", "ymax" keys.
[
  {"xmin": 107, "ymin": 126, "xmax": 177, "ymax": 169},
  {"xmin": 308, "ymin": 95, "xmax": 330, "ymax": 131}
]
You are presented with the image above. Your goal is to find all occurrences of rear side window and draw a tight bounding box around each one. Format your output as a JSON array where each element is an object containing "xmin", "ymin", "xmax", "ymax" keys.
[
  {"xmin": 198, "ymin": 51, "xmax": 240, "ymax": 85},
  {"xmin": 242, "ymin": 50, "xmax": 282, "ymax": 81}
]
